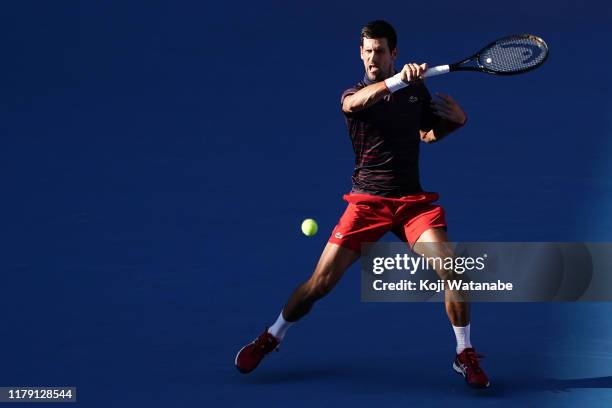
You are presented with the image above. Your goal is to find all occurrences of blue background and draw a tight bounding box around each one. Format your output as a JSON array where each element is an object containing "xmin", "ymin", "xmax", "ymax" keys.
[{"xmin": 1, "ymin": 1, "xmax": 612, "ymax": 406}]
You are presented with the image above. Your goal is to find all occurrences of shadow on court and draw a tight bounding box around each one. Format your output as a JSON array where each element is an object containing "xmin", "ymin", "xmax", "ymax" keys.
[
  {"xmin": 237, "ymin": 358, "xmax": 612, "ymax": 399},
  {"xmin": 236, "ymin": 357, "xmax": 500, "ymax": 397},
  {"xmin": 503, "ymin": 376, "xmax": 612, "ymax": 393}
]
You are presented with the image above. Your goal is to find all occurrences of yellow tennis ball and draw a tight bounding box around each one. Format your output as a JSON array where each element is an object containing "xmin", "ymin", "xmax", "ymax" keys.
[{"xmin": 301, "ymin": 219, "xmax": 318, "ymax": 237}]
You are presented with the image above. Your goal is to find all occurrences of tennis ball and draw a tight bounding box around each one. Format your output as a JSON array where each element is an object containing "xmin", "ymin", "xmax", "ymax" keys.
[{"xmin": 301, "ymin": 219, "xmax": 318, "ymax": 237}]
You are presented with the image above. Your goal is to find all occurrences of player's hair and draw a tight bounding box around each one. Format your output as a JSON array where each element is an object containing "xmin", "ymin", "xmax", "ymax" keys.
[{"xmin": 360, "ymin": 20, "xmax": 397, "ymax": 51}]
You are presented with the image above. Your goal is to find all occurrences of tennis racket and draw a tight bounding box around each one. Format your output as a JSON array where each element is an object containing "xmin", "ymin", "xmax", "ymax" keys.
[{"xmin": 423, "ymin": 34, "xmax": 549, "ymax": 78}]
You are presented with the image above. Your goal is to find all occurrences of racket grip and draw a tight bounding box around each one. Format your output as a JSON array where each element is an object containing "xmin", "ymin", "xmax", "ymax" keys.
[{"xmin": 423, "ymin": 65, "xmax": 450, "ymax": 78}]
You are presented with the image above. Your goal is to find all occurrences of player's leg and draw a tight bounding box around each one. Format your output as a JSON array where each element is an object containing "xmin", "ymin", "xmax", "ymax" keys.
[
  {"xmin": 235, "ymin": 194, "xmax": 391, "ymax": 374},
  {"xmin": 413, "ymin": 227, "xmax": 469, "ymax": 327},
  {"xmin": 235, "ymin": 243, "xmax": 358, "ymax": 374},
  {"xmin": 265, "ymin": 243, "xmax": 359, "ymax": 346},
  {"xmin": 282, "ymin": 242, "xmax": 359, "ymax": 322},
  {"xmin": 281, "ymin": 194, "xmax": 392, "ymax": 325},
  {"xmin": 414, "ymin": 227, "xmax": 490, "ymax": 388}
]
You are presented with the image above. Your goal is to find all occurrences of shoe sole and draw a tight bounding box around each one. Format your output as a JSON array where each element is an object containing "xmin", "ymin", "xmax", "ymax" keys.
[{"xmin": 453, "ymin": 361, "xmax": 490, "ymax": 388}]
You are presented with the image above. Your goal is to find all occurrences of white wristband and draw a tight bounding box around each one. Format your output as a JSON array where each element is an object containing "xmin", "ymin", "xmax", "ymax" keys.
[{"xmin": 384, "ymin": 73, "xmax": 409, "ymax": 93}]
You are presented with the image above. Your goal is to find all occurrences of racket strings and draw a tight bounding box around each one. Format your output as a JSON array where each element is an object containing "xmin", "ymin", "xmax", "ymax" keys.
[{"xmin": 479, "ymin": 35, "xmax": 548, "ymax": 74}]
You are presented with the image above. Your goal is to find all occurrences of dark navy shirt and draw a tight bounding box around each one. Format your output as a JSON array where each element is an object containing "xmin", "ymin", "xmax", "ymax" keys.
[{"xmin": 341, "ymin": 77, "xmax": 440, "ymax": 197}]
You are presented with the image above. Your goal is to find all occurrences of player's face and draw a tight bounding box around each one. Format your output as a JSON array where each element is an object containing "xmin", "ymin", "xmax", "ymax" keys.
[{"xmin": 360, "ymin": 37, "xmax": 397, "ymax": 82}]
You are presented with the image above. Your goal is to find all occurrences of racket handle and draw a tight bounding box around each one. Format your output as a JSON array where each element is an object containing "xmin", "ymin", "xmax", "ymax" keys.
[{"xmin": 423, "ymin": 65, "xmax": 450, "ymax": 78}]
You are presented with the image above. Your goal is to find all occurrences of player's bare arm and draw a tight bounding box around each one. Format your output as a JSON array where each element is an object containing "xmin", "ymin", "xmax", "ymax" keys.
[
  {"xmin": 420, "ymin": 93, "xmax": 467, "ymax": 143},
  {"xmin": 342, "ymin": 63, "xmax": 428, "ymax": 114},
  {"xmin": 342, "ymin": 81, "xmax": 389, "ymax": 114}
]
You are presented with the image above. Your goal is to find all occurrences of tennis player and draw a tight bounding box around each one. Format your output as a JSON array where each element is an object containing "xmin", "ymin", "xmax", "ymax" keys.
[{"xmin": 235, "ymin": 20, "xmax": 489, "ymax": 388}]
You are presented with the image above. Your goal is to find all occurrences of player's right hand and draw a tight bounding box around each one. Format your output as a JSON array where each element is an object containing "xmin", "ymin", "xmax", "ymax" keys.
[{"xmin": 400, "ymin": 63, "xmax": 428, "ymax": 83}]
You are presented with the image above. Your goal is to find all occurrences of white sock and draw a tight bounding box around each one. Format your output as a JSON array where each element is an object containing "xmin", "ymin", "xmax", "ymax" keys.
[
  {"xmin": 268, "ymin": 310, "xmax": 293, "ymax": 341},
  {"xmin": 452, "ymin": 323, "xmax": 472, "ymax": 354}
]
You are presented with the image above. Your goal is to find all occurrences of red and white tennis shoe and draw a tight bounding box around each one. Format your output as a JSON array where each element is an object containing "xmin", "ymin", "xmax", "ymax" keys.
[
  {"xmin": 235, "ymin": 328, "xmax": 279, "ymax": 374},
  {"xmin": 453, "ymin": 347, "xmax": 490, "ymax": 388}
]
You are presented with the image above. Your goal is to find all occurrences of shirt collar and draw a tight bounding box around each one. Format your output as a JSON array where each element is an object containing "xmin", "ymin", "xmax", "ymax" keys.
[{"xmin": 362, "ymin": 74, "xmax": 375, "ymax": 85}]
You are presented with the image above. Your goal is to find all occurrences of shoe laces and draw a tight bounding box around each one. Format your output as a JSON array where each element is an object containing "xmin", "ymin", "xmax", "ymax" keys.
[
  {"xmin": 464, "ymin": 349, "xmax": 485, "ymax": 373},
  {"xmin": 253, "ymin": 331, "xmax": 278, "ymax": 354}
]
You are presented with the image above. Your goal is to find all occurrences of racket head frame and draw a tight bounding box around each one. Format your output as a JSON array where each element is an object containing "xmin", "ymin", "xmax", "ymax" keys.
[{"xmin": 449, "ymin": 34, "xmax": 549, "ymax": 76}]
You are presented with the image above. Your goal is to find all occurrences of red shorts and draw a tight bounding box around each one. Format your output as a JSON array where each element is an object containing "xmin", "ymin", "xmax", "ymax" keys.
[{"xmin": 328, "ymin": 192, "xmax": 447, "ymax": 254}]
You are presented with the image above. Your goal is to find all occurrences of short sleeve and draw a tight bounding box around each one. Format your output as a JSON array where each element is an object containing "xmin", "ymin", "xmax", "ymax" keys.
[
  {"xmin": 341, "ymin": 87, "xmax": 359, "ymax": 105},
  {"xmin": 340, "ymin": 85, "xmax": 362, "ymax": 118}
]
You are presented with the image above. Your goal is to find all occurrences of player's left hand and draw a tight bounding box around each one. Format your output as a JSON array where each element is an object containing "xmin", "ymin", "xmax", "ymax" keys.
[{"xmin": 431, "ymin": 93, "xmax": 467, "ymax": 125}]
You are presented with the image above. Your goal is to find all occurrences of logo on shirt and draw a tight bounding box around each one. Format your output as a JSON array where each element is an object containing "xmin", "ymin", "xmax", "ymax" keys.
[
  {"xmin": 409, "ymin": 96, "xmax": 419, "ymax": 103},
  {"xmin": 334, "ymin": 232, "xmax": 344, "ymax": 239}
]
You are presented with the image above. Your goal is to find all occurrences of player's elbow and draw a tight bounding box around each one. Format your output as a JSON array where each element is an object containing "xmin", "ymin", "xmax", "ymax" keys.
[
  {"xmin": 342, "ymin": 95, "xmax": 364, "ymax": 114},
  {"xmin": 342, "ymin": 99, "xmax": 357, "ymax": 114}
]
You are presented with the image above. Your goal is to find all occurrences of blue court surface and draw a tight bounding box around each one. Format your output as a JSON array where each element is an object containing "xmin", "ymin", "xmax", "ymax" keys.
[{"xmin": 2, "ymin": 1, "xmax": 612, "ymax": 407}]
